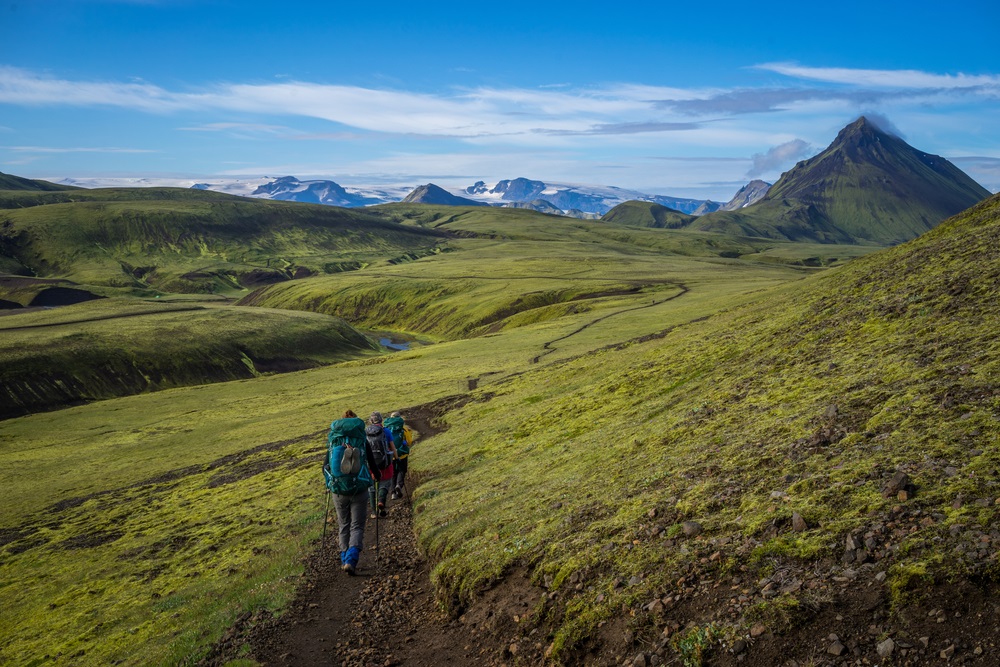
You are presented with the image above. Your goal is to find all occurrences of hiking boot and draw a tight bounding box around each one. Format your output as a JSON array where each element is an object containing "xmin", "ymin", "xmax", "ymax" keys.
[
  {"xmin": 370, "ymin": 512, "xmax": 377, "ymax": 520},
  {"xmin": 394, "ymin": 486, "xmax": 403, "ymax": 498},
  {"xmin": 343, "ymin": 546, "xmax": 360, "ymax": 575},
  {"xmin": 379, "ymin": 508, "xmax": 388, "ymax": 518}
]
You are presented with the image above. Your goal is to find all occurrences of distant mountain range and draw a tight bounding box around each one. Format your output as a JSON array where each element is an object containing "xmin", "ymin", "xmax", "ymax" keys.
[
  {"xmin": 186, "ymin": 175, "xmax": 724, "ymax": 217},
  {"xmin": 461, "ymin": 177, "xmax": 721, "ymax": 215}
]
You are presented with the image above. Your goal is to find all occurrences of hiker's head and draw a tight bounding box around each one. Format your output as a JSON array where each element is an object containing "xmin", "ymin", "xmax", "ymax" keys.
[
  {"xmin": 343, "ymin": 409, "xmax": 357, "ymax": 418},
  {"xmin": 369, "ymin": 411, "xmax": 383, "ymax": 424},
  {"xmin": 390, "ymin": 411, "xmax": 401, "ymax": 418}
]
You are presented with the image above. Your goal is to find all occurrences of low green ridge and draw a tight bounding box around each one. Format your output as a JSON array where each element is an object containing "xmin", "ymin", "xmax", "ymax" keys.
[
  {"xmin": 601, "ymin": 200, "xmax": 696, "ymax": 229},
  {"xmin": 0, "ymin": 171, "xmax": 79, "ymax": 192},
  {"xmin": 0, "ymin": 187, "xmax": 445, "ymax": 292},
  {"xmin": 0, "ymin": 299, "xmax": 380, "ymax": 418}
]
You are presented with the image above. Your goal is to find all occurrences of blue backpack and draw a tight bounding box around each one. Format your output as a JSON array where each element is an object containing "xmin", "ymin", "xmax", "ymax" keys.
[
  {"xmin": 323, "ymin": 417, "xmax": 371, "ymax": 496},
  {"xmin": 383, "ymin": 416, "xmax": 408, "ymax": 457}
]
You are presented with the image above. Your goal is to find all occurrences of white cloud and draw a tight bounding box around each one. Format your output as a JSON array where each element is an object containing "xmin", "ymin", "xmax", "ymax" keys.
[
  {"xmin": 0, "ymin": 66, "xmax": 703, "ymax": 139},
  {"xmin": 755, "ymin": 63, "xmax": 1000, "ymax": 90},
  {"xmin": 177, "ymin": 122, "xmax": 291, "ymax": 134},
  {"xmin": 3, "ymin": 145, "xmax": 156, "ymax": 153},
  {"xmin": 747, "ymin": 139, "xmax": 813, "ymax": 178}
]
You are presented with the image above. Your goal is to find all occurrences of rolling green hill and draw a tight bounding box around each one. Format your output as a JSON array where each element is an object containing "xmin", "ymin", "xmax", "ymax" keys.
[
  {"xmin": 0, "ymin": 171, "xmax": 79, "ymax": 192},
  {"xmin": 601, "ymin": 200, "xmax": 697, "ymax": 228},
  {"xmin": 0, "ymin": 298, "xmax": 380, "ymax": 419},
  {"xmin": 411, "ymin": 191, "xmax": 1000, "ymax": 662},
  {"xmin": 238, "ymin": 204, "xmax": 870, "ymax": 341},
  {"xmin": 3, "ymin": 171, "xmax": 998, "ymax": 665},
  {"xmin": 691, "ymin": 117, "xmax": 991, "ymax": 245},
  {"xmin": 0, "ymin": 186, "xmax": 446, "ymax": 293}
]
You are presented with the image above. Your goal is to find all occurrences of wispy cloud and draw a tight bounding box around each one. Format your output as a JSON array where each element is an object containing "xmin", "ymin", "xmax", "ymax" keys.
[
  {"xmin": 755, "ymin": 62, "xmax": 1000, "ymax": 90},
  {"xmin": 0, "ymin": 66, "xmax": 696, "ymax": 139},
  {"xmin": 3, "ymin": 64, "xmax": 996, "ymax": 143},
  {"xmin": 177, "ymin": 122, "xmax": 291, "ymax": 134},
  {"xmin": 3, "ymin": 145, "xmax": 156, "ymax": 153},
  {"xmin": 539, "ymin": 121, "xmax": 702, "ymax": 136},
  {"xmin": 746, "ymin": 139, "xmax": 812, "ymax": 178},
  {"xmin": 661, "ymin": 88, "xmax": 892, "ymax": 116}
]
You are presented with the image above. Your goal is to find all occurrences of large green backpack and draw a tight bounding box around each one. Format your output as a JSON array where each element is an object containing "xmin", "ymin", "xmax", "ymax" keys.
[
  {"xmin": 323, "ymin": 417, "xmax": 371, "ymax": 496},
  {"xmin": 383, "ymin": 415, "xmax": 409, "ymax": 457}
]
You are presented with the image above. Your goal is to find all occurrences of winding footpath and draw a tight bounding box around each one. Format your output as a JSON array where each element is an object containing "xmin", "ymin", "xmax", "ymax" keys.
[{"xmin": 202, "ymin": 402, "xmax": 496, "ymax": 667}]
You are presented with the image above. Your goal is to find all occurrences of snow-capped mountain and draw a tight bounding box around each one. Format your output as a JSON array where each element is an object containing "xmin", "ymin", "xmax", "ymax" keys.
[
  {"xmin": 462, "ymin": 177, "xmax": 721, "ymax": 215},
  {"xmin": 249, "ymin": 176, "xmax": 392, "ymax": 207}
]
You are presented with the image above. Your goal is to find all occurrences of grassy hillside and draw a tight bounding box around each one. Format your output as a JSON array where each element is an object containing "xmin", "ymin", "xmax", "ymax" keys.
[
  {"xmin": 0, "ymin": 298, "xmax": 380, "ymax": 418},
  {"xmin": 4, "ymin": 192, "xmax": 995, "ymax": 665},
  {"xmin": 410, "ymin": 193, "xmax": 1000, "ymax": 662},
  {"xmin": 601, "ymin": 200, "xmax": 696, "ymax": 229},
  {"xmin": 238, "ymin": 206, "xmax": 863, "ymax": 341},
  {"xmin": 0, "ymin": 171, "xmax": 79, "ymax": 192},
  {"xmin": 0, "ymin": 187, "xmax": 445, "ymax": 293},
  {"xmin": 0, "ymin": 202, "xmax": 844, "ymax": 665}
]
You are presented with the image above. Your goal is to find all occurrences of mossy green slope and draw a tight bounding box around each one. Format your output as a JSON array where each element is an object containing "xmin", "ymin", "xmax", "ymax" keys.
[
  {"xmin": 0, "ymin": 299, "xmax": 380, "ymax": 418},
  {"xmin": 236, "ymin": 221, "xmax": 841, "ymax": 341},
  {"xmin": 601, "ymin": 200, "xmax": 696, "ymax": 229},
  {"xmin": 0, "ymin": 171, "xmax": 78, "ymax": 192},
  {"xmin": 411, "ymin": 193, "xmax": 1000, "ymax": 658},
  {"xmin": 0, "ymin": 207, "xmax": 849, "ymax": 665},
  {"xmin": 0, "ymin": 187, "xmax": 445, "ymax": 292}
]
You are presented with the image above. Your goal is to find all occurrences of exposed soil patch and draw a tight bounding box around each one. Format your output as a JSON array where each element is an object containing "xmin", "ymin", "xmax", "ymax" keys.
[{"xmin": 57, "ymin": 530, "xmax": 124, "ymax": 551}]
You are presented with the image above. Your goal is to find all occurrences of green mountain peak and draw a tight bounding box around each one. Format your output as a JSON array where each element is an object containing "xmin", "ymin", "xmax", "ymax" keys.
[{"xmin": 694, "ymin": 117, "xmax": 991, "ymax": 245}]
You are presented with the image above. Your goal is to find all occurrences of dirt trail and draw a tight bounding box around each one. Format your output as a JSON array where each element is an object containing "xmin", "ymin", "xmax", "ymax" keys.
[
  {"xmin": 202, "ymin": 397, "xmax": 500, "ymax": 667},
  {"xmin": 532, "ymin": 282, "xmax": 688, "ymax": 363}
]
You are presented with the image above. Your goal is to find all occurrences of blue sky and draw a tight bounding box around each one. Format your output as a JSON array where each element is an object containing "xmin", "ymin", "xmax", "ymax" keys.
[{"xmin": 1, "ymin": 0, "xmax": 998, "ymax": 200}]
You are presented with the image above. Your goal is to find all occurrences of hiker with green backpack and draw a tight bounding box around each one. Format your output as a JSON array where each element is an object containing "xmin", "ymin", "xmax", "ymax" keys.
[
  {"xmin": 323, "ymin": 409, "xmax": 378, "ymax": 575},
  {"xmin": 365, "ymin": 411, "xmax": 398, "ymax": 519},
  {"xmin": 384, "ymin": 411, "xmax": 412, "ymax": 500}
]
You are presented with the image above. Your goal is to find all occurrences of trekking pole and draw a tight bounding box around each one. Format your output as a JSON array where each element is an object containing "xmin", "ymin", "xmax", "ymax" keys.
[
  {"xmin": 375, "ymin": 485, "xmax": 381, "ymax": 574},
  {"xmin": 322, "ymin": 488, "xmax": 331, "ymax": 544}
]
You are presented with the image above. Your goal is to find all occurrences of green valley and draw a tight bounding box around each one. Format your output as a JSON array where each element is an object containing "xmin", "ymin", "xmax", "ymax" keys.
[{"xmin": 1, "ymin": 169, "xmax": 999, "ymax": 666}]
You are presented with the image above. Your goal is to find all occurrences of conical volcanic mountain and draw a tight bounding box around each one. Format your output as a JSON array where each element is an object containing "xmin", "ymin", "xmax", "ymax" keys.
[{"xmin": 693, "ymin": 117, "xmax": 990, "ymax": 244}]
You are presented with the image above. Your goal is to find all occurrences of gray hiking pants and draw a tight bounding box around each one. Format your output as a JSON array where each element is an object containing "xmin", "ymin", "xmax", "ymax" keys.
[{"xmin": 333, "ymin": 490, "xmax": 368, "ymax": 552}]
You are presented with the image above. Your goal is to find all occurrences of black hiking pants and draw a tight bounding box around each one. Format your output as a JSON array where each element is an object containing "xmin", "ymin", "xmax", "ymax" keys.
[{"xmin": 392, "ymin": 456, "xmax": 408, "ymax": 492}]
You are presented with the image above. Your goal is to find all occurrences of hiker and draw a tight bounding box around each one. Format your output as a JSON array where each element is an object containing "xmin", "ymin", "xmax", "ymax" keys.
[
  {"xmin": 325, "ymin": 409, "xmax": 374, "ymax": 575},
  {"xmin": 366, "ymin": 411, "xmax": 398, "ymax": 518},
  {"xmin": 383, "ymin": 411, "xmax": 412, "ymax": 500}
]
